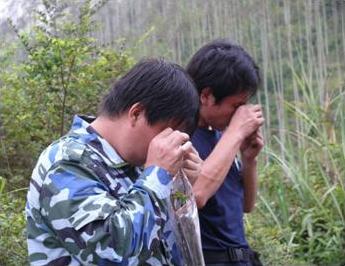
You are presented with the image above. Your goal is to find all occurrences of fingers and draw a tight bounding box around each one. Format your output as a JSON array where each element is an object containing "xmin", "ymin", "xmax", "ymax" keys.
[
  {"xmin": 249, "ymin": 104, "xmax": 262, "ymax": 111},
  {"xmin": 257, "ymin": 137, "xmax": 264, "ymax": 147},
  {"xmin": 183, "ymin": 158, "xmax": 198, "ymax": 170},
  {"xmin": 155, "ymin": 127, "xmax": 174, "ymax": 138},
  {"xmin": 182, "ymin": 168, "xmax": 199, "ymax": 185},
  {"xmin": 182, "ymin": 145, "xmax": 198, "ymax": 157},
  {"xmin": 183, "ymin": 145, "xmax": 202, "ymax": 168},
  {"xmin": 250, "ymin": 105, "xmax": 264, "ymax": 120},
  {"xmin": 253, "ymin": 109, "xmax": 264, "ymax": 127},
  {"xmin": 258, "ymin": 117, "xmax": 265, "ymax": 125},
  {"xmin": 166, "ymin": 130, "xmax": 190, "ymax": 147},
  {"xmin": 251, "ymin": 128, "xmax": 262, "ymax": 137},
  {"xmin": 181, "ymin": 141, "xmax": 193, "ymax": 152},
  {"xmin": 249, "ymin": 130, "xmax": 265, "ymax": 148},
  {"xmin": 255, "ymin": 129, "xmax": 264, "ymax": 140},
  {"xmin": 248, "ymin": 128, "xmax": 263, "ymax": 141},
  {"xmin": 146, "ymin": 128, "xmax": 193, "ymax": 175},
  {"xmin": 255, "ymin": 131, "xmax": 265, "ymax": 147},
  {"xmin": 235, "ymin": 104, "xmax": 264, "ymax": 125},
  {"xmin": 183, "ymin": 147, "xmax": 202, "ymax": 167},
  {"xmin": 147, "ymin": 127, "xmax": 201, "ymax": 176},
  {"xmin": 182, "ymin": 151, "xmax": 203, "ymax": 185},
  {"xmin": 157, "ymin": 129, "xmax": 190, "ymax": 157},
  {"xmin": 242, "ymin": 104, "xmax": 261, "ymax": 113}
]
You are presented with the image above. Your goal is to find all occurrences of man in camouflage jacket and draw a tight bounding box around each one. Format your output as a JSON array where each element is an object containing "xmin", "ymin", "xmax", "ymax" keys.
[{"xmin": 26, "ymin": 59, "xmax": 201, "ymax": 265}]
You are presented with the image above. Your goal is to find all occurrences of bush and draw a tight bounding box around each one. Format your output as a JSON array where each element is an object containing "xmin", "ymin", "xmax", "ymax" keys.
[
  {"xmin": 246, "ymin": 213, "xmax": 308, "ymax": 266},
  {"xmin": 0, "ymin": 0, "xmax": 134, "ymax": 186},
  {"xmin": 0, "ymin": 177, "xmax": 27, "ymax": 266},
  {"xmin": 252, "ymin": 145, "xmax": 345, "ymax": 265}
]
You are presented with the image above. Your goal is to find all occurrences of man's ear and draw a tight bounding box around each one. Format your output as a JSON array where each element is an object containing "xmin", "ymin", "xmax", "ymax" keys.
[
  {"xmin": 128, "ymin": 103, "xmax": 145, "ymax": 126},
  {"xmin": 200, "ymin": 87, "xmax": 216, "ymax": 106}
]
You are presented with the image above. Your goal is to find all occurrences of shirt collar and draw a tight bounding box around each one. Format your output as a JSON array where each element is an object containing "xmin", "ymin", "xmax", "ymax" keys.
[{"xmin": 69, "ymin": 115, "xmax": 128, "ymax": 168}]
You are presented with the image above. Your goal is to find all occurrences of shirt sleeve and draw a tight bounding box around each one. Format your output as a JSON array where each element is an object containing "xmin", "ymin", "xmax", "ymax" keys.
[{"xmin": 39, "ymin": 163, "xmax": 173, "ymax": 264}]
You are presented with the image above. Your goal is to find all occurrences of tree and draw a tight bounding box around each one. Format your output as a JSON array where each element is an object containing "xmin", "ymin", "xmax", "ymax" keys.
[{"xmin": 0, "ymin": 0, "xmax": 134, "ymax": 182}]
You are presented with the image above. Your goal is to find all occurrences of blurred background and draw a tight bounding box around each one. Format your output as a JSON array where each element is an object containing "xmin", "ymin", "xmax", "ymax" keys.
[{"xmin": 0, "ymin": 0, "xmax": 344, "ymax": 265}]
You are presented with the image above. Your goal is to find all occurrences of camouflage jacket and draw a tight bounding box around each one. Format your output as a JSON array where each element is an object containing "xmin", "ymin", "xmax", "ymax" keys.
[{"xmin": 26, "ymin": 115, "xmax": 182, "ymax": 265}]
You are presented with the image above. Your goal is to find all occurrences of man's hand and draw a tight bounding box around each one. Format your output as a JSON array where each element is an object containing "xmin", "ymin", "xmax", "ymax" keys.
[
  {"xmin": 240, "ymin": 129, "xmax": 264, "ymax": 162},
  {"xmin": 240, "ymin": 128, "xmax": 264, "ymax": 213},
  {"xmin": 145, "ymin": 128, "xmax": 190, "ymax": 175},
  {"xmin": 226, "ymin": 104, "xmax": 264, "ymax": 141},
  {"xmin": 182, "ymin": 145, "xmax": 203, "ymax": 185}
]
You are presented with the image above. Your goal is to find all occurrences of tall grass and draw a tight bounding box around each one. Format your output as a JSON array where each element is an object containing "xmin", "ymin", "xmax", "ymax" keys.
[{"xmin": 253, "ymin": 67, "xmax": 345, "ymax": 264}]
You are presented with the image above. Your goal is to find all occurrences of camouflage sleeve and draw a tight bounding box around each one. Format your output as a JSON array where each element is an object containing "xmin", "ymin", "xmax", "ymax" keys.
[{"xmin": 39, "ymin": 163, "xmax": 173, "ymax": 264}]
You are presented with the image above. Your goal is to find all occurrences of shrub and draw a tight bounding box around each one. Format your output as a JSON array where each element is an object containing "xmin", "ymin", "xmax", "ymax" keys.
[
  {"xmin": 0, "ymin": 177, "xmax": 27, "ymax": 265},
  {"xmin": 0, "ymin": 0, "xmax": 134, "ymax": 186}
]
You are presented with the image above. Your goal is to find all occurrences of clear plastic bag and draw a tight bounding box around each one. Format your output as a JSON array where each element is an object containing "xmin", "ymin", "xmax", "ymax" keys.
[{"xmin": 170, "ymin": 170, "xmax": 205, "ymax": 266}]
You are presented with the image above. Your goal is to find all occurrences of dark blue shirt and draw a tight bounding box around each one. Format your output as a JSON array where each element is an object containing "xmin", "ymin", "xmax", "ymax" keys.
[{"xmin": 191, "ymin": 128, "xmax": 248, "ymax": 250}]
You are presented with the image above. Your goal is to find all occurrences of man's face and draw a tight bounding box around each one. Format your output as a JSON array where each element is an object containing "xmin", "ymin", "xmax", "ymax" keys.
[{"xmin": 201, "ymin": 91, "xmax": 250, "ymax": 131}]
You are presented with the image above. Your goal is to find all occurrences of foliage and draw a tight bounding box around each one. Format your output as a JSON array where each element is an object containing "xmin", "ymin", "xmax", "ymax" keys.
[
  {"xmin": 251, "ymin": 87, "xmax": 345, "ymax": 265},
  {"xmin": 172, "ymin": 191, "xmax": 188, "ymax": 205},
  {"xmin": 0, "ymin": 178, "xmax": 27, "ymax": 266},
  {"xmin": 246, "ymin": 213, "xmax": 308, "ymax": 266},
  {"xmin": 0, "ymin": 0, "xmax": 134, "ymax": 185},
  {"xmin": 0, "ymin": 1, "xmax": 134, "ymax": 265}
]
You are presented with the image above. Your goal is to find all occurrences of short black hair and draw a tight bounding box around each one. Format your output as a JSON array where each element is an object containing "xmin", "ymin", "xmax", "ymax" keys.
[
  {"xmin": 100, "ymin": 58, "xmax": 199, "ymax": 134},
  {"xmin": 186, "ymin": 39, "xmax": 261, "ymax": 102}
]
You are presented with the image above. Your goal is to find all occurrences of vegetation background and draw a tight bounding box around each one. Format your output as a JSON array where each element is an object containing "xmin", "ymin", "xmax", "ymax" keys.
[{"xmin": 0, "ymin": 0, "xmax": 344, "ymax": 265}]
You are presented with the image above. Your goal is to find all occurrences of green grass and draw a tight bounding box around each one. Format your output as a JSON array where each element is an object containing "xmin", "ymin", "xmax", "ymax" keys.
[
  {"xmin": 248, "ymin": 88, "xmax": 345, "ymax": 265},
  {"xmin": 0, "ymin": 177, "xmax": 27, "ymax": 266}
]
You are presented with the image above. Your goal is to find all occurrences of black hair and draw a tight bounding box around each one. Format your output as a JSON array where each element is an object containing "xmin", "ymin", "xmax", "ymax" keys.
[
  {"xmin": 186, "ymin": 39, "xmax": 261, "ymax": 103},
  {"xmin": 100, "ymin": 58, "xmax": 199, "ymax": 134}
]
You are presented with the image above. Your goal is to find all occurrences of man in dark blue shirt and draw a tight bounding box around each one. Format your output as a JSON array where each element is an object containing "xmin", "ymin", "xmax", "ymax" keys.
[{"xmin": 185, "ymin": 40, "xmax": 265, "ymax": 265}]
